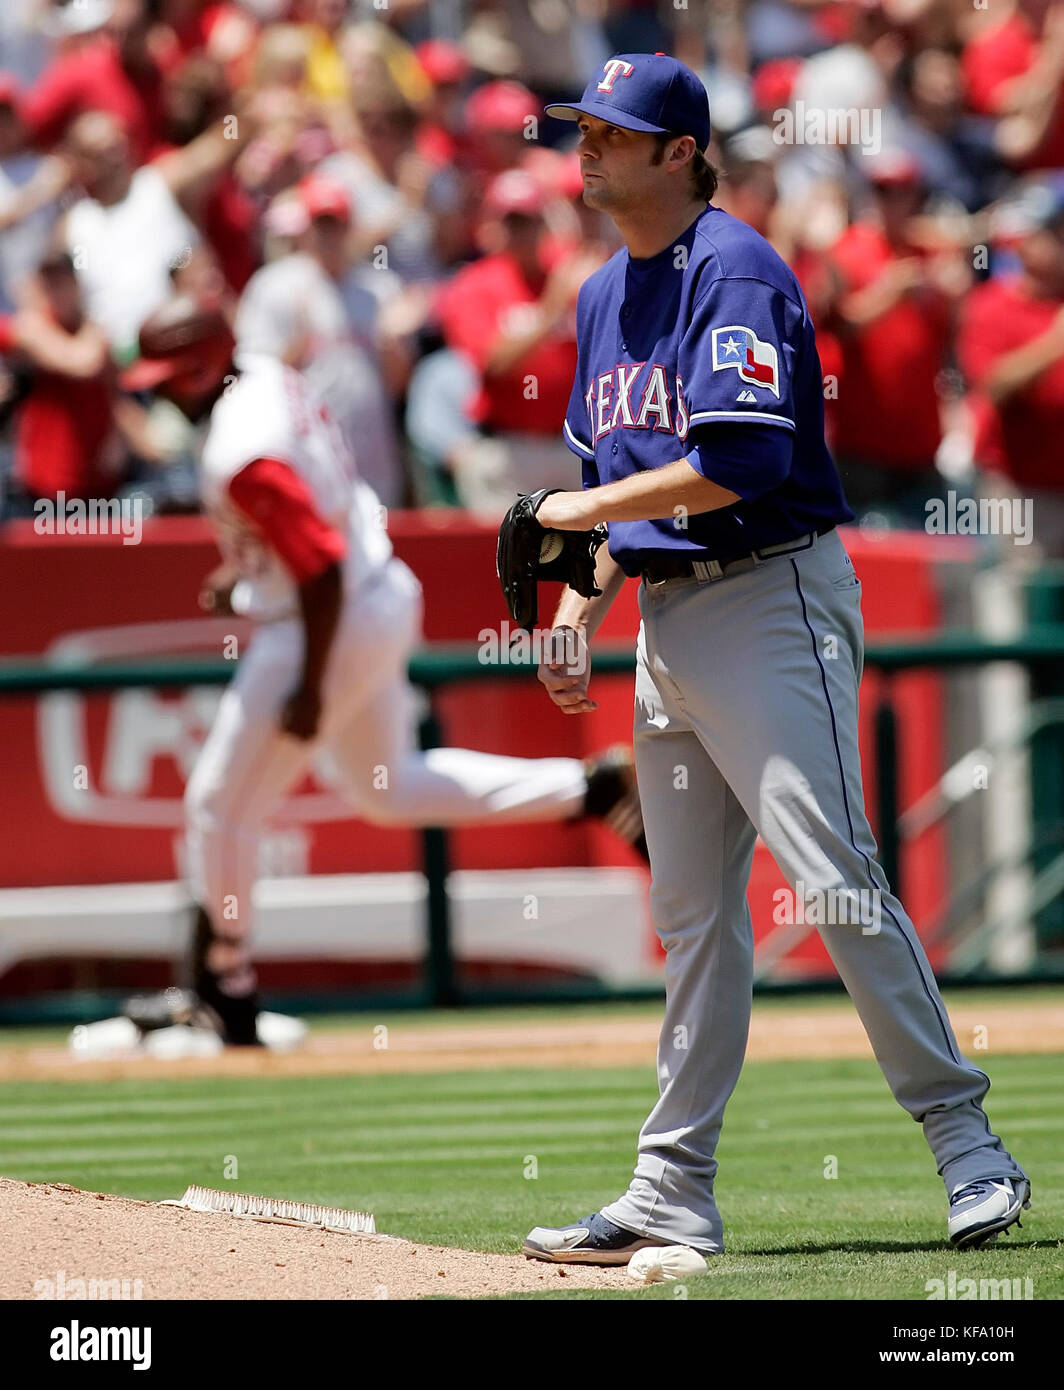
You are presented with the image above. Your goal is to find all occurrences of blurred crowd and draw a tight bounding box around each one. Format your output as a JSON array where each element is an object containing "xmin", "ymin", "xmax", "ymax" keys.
[{"xmin": 0, "ymin": 0, "xmax": 1061, "ymax": 550}]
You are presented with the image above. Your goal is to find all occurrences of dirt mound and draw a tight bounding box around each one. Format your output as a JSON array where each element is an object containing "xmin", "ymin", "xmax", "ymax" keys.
[{"xmin": 1, "ymin": 1178, "xmax": 632, "ymax": 1301}]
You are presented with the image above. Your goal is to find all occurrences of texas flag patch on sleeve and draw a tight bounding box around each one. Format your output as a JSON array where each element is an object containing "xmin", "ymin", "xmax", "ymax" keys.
[{"xmin": 711, "ymin": 325, "xmax": 780, "ymax": 398}]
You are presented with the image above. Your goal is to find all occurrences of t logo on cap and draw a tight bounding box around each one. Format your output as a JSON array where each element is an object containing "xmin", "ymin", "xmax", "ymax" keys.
[{"xmin": 598, "ymin": 59, "xmax": 635, "ymax": 94}]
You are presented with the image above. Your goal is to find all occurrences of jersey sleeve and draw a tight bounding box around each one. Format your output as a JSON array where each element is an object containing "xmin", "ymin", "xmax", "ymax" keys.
[
  {"xmin": 563, "ymin": 371, "xmax": 598, "ymax": 488},
  {"xmin": 563, "ymin": 284, "xmax": 598, "ymax": 488},
  {"xmin": 683, "ymin": 422, "xmax": 793, "ymax": 500},
  {"xmin": 227, "ymin": 456, "xmax": 346, "ymax": 583},
  {"xmin": 678, "ymin": 276, "xmax": 801, "ymax": 435}
]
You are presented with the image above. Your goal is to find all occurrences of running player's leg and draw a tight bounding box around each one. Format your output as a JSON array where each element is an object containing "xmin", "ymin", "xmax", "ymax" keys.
[
  {"xmin": 184, "ymin": 620, "xmax": 313, "ymax": 1015},
  {"xmin": 321, "ymin": 559, "xmax": 588, "ymax": 823},
  {"xmin": 599, "ymin": 618, "xmax": 757, "ymax": 1252}
]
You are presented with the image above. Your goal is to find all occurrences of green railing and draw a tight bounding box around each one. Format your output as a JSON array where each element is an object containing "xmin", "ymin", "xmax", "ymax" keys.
[{"xmin": 2, "ymin": 625, "xmax": 1064, "ymax": 1006}]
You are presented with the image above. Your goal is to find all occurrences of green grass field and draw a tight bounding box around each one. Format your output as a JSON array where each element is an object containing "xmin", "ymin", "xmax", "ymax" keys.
[{"xmin": 0, "ymin": 1042, "xmax": 1059, "ymax": 1299}]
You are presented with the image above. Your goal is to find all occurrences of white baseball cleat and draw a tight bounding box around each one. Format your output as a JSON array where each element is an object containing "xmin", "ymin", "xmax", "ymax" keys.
[{"xmin": 948, "ymin": 1177, "xmax": 1031, "ymax": 1249}]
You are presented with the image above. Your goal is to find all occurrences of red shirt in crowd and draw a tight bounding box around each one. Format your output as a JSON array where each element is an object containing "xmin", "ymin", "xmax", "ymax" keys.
[
  {"xmin": 827, "ymin": 223, "xmax": 951, "ymax": 469},
  {"xmin": 957, "ymin": 275, "xmax": 1064, "ymax": 491},
  {"xmin": 962, "ymin": 12, "xmax": 1064, "ymax": 169},
  {"xmin": 435, "ymin": 252, "xmax": 577, "ymax": 435},
  {"xmin": 0, "ymin": 316, "xmax": 115, "ymax": 500},
  {"xmin": 20, "ymin": 36, "xmax": 166, "ymax": 165}
]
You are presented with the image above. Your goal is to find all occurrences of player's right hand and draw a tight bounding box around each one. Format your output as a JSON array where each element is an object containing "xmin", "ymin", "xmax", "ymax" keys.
[
  {"xmin": 538, "ymin": 625, "xmax": 597, "ymax": 714},
  {"xmin": 198, "ymin": 563, "xmax": 237, "ymax": 615}
]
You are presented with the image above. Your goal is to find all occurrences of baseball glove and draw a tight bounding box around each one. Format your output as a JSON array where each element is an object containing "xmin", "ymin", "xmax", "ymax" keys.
[{"xmin": 496, "ymin": 488, "xmax": 608, "ymax": 631}]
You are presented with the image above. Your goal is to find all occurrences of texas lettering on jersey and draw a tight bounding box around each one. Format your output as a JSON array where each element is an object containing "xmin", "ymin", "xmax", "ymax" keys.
[{"xmin": 583, "ymin": 364, "xmax": 691, "ymax": 443}]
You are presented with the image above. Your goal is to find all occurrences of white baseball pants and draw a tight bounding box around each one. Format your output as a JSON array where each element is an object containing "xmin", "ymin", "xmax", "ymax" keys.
[{"xmin": 184, "ymin": 557, "xmax": 587, "ymax": 946}]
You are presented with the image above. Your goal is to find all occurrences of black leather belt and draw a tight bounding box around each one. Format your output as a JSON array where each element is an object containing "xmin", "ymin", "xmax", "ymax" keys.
[{"xmin": 641, "ymin": 524, "xmax": 836, "ymax": 586}]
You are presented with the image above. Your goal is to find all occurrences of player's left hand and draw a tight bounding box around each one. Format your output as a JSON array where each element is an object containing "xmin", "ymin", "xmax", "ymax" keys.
[{"xmin": 279, "ymin": 684, "xmax": 322, "ymax": 741}]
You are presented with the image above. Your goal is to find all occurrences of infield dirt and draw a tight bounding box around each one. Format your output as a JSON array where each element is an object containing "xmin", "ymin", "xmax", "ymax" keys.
[{"xmin": 0, "ymin": 995, "xmax": 1060, "ymax": 1082}]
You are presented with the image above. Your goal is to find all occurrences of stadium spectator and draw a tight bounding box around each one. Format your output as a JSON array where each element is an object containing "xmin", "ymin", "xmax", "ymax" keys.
[
  {"xmin": 299, "ymin": 0, "xmax": 350, "ymax": 103},
  {"xmin": 432, "ymin": 168, "xmax": 606, "ymax": 514},
  {"xmin": 17, "ymin": 0, "xmax": 169, "ymax": 165},
  {"xmin": 0, "ymin": 76, "xmax": 70, "ymax": 314},
  {"xmin": 160, "ymin": 53, "xmax": 260, "ymax": 292},
  {"xmin": 0, "ymin": 249, "xmax": 158, "ymax": 509},
  {"xmin": 825, "ymin": 150, "xmax": 967, "ymax": 522},
  {"xmin": 320, "ymin": 88, "xmax": 459, "ymax": 283},
  {"xmin": 464, "ymin": 80, "xmax": 542, "ymax": 177},
  {"xmin": 59, "ymin": 104, "xmax": 245, "ymax": 359},
  {"xmin": 414, "ymin": 39, "xmax": 473, "ymax": 170},
  {"xmin": 963, "ymin": 0, "xmax": 1064, "ymax": 171},
  {"xmin": 891, "ymin": 46, "xmax": 1005, "ymax": 212},
  {"xmin": 958, "ymin": 179, "xmax": 1064, "ymax": 557},
  {"xmin": 235, "ymin": 173, "xmax": 408, "ymax": 507}
]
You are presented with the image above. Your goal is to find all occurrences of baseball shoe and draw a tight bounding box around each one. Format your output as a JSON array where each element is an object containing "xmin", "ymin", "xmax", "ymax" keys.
[
  {"xmin": 122, "ymin": 986, "xmax": 213, "ymax": 1033},
  {"xmin": 121, "ymin": 982, "xmax": 261, "ymax": 1048},
  {"xmin": 523, "ymin": 1212, "xmax": 674, "ymax": 1265},
  {"xmin": 189, "ymin": 907, "xmax": 262, "ymax": 1047},
  {"xmin": 948, "ymin": 1177, "xmax": 1031, "ymax": 1249},
  {"xmin": 583, "ymin": 746, "xmax": 649, "ymax": 862}
]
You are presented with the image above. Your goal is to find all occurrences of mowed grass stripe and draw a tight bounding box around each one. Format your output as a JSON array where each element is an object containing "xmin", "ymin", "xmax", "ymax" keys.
[
  {"xmin": 2, "ymin": 1061, "xmax": 1052, "ymax": 1136},
  {"xmin": 0, "ymin": 1051, "xmax": 1054, "ymax": 1119},
  {"xmin": 0, "ymin": 1074, "xmax": 901, "ymax": 1123}
]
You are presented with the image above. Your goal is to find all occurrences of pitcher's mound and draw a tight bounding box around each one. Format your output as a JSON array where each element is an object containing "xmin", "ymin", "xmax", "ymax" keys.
[{"xmin": 0, "ymin": 1178, "xmax": 631, "ymax": 1300}]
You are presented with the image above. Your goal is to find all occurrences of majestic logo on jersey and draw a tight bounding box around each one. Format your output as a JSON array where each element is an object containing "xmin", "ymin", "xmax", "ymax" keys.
[
  {"xmin": 597, "ymin": 59, "xmax": 635, "ymax": 93},
  {"xmin": 711, "ymin": 325, "xmax": 780, "ymax": 398},
  {"xmin": 584, "ymin": 364, "xmax": 690, "ymax": 444}
]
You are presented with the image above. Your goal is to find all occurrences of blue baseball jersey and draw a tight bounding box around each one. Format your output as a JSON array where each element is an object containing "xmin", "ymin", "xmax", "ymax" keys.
[{"xmin": 564, "ymin": 204, "xmax": 853, "ymax": 577}]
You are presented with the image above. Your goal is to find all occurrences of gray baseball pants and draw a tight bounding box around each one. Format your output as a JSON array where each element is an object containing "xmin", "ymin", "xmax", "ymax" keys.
[{"xmin": 601, "ymin": 528, "xmax": 1025, "ymax": 1252}]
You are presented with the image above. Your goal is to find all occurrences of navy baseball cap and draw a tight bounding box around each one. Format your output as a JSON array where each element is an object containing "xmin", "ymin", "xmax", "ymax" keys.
[{"xmin": 546, "ymin": 53, "xmax": 711, "ymax": 152}]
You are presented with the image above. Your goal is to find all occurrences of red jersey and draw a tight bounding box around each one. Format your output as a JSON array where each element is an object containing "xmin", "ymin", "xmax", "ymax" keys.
[
  {"xmin": 962, "ymin": 12, "xmax": 1064, "ymax": 169},
  {"xmin": 957, "ymin": 275, "xmax": 1064, "ymax": 490},
  {"xmin": 435, "ymin": 252, "xmax": 577, "ymax": 434},
  {"xmin": 828, "ymin": 223, "xmax": 951, "ymax": 469},
  {"xmin": 0, "ymin": 316, "xmax": 115, "ymax": 499}
]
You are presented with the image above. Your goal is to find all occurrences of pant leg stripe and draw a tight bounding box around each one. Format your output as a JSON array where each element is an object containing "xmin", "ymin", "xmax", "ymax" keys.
[{"xmin": 789, "ymin": 559, "xmax": 966, "ymax": 1069}]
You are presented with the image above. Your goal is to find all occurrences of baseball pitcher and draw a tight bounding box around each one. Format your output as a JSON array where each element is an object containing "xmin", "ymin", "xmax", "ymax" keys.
[{"xmin": 502, "ymin": 54, "xmax": 1029, "ymax": 1260}]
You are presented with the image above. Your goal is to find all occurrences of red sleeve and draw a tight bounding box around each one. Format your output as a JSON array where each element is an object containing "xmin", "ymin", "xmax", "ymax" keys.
[
  {"xmin": 227, "ymin": 456, "xmax": 346, "ymax": 583},
  {"xmin": 0, "ymin": 316, "xmax": 15, "ymax": 355}
]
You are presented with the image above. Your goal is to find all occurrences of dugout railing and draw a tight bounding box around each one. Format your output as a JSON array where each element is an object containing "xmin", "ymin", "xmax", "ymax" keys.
[{"xmin": 1, "ymin": 627, "xmax": 1063, "ymax": 1010}]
